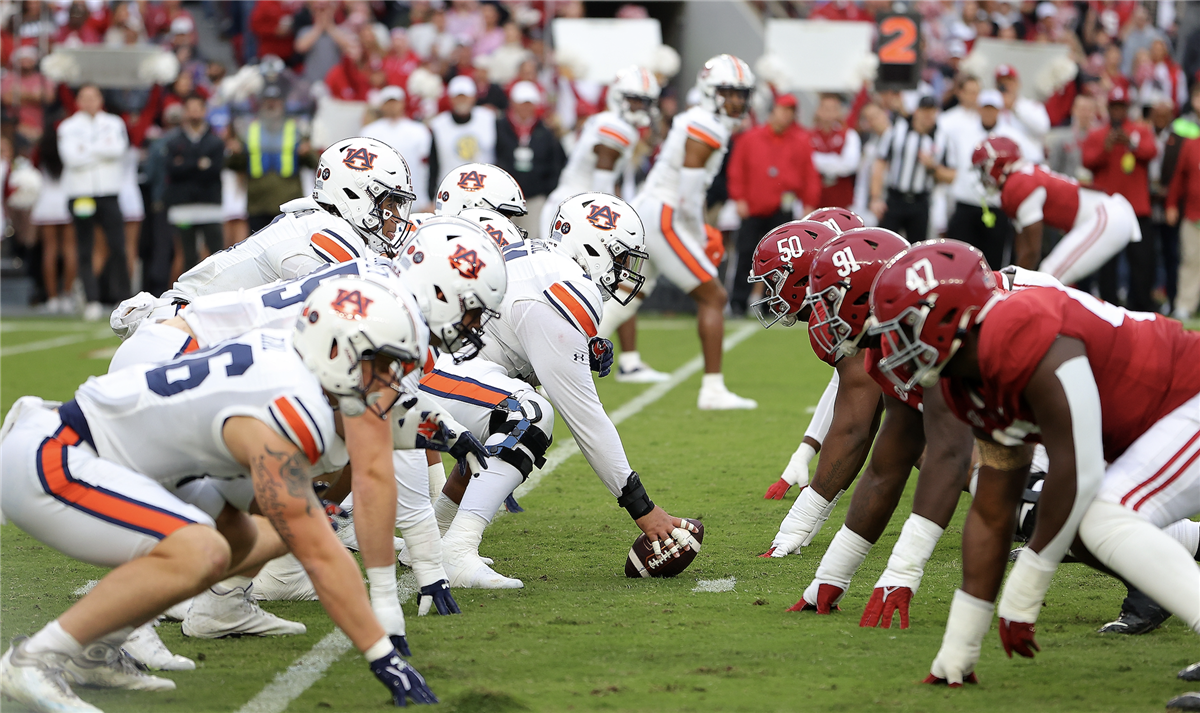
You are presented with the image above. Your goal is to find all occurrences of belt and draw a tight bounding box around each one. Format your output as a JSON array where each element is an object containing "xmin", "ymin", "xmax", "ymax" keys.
[
  {"xmin": 888, "ymin": 188, "xmax": 930, "ymax": 203},
  {"xmin": 58, "ymin": 399, "xmax": 96, "ymax": 450}
]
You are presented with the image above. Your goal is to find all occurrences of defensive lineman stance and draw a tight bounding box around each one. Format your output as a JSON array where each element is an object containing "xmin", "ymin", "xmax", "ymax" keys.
[{"xmin": 0, "ymin": 277, "xmax": 437, "ymax": 712}]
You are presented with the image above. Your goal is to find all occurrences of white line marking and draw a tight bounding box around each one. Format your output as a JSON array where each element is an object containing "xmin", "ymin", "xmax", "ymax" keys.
[
  {"xmin": 805, "ymin": 405, "xmax": 817, "ymax": 414},
  {"xmin": 72, "ymin": 580, "xmax": 99, "ymax": 598},
  {"xmin": 240, "ymin": 321, "xmax": 759, "ymax": 712},
  {"xmin": 0, "ymin": 329, "xmax": 113, "ymax": 357},
  {"xmin": 692, "ymin": 577, "xmax": 736, "ymax": 593},
  {"xmin": 0, "ymin": 321, "xmax": 99, "ymax": 333}
]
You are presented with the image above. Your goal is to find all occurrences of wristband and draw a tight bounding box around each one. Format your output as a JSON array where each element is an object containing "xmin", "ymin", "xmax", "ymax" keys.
[
  {"xmin": 367, "ymin": 566, "xmax": 398, "ymax": 606},
  {"xmin": 997, "ymin": 546, "xmax": 1057, "ymax": 623},
  {"xmin": 364, "ymin": 635, "xmax": 393, "ymax": 662},
  {"xmin": 617, "ymin": 472, "xmax": 655, "ymax": 520}
]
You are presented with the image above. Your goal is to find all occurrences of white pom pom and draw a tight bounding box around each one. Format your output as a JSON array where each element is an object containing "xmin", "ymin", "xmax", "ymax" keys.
[
  {"xmin": 39, "ymin": 53, "xmax": 80, "ymax": 83},
  {"xmin": 7, "ymin": 158, "xmax": 43, "ymax": 210},
  {"xmin": 853, "ymin": 53, "xmax": 879, "ymax": 86},
  {"xmin": 554, "ymin": 47, "xmax": 588, "ymax": 80},
  {"xmin": 959, "ymin": 52, "xmax": 990, "ymax": 83},
  {"xmin": 652, "ymin": 45, "xmax": 681, "ymax": 80},
  {"xmin": 754, "ymin": 54, "xmax": 790, "ymax": 89},
  {"xmin": 138, "ymin": 51, "xmax": 179, "ymax": 85},
  {"xmin": 406, "ymin": 68, "xmax": 444, "ymax": 101}
]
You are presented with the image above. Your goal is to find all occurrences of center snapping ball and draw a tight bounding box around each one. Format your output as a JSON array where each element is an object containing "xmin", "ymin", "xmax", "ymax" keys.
[{"xmin": 624, "ymin": 518, "xmax": 704, "ymax": 578}]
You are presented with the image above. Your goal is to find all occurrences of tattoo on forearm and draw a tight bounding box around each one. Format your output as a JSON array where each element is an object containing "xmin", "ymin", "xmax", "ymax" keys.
[{"xmin": 250, "ymin": 446, "xmax": 321, "ymax": 546}]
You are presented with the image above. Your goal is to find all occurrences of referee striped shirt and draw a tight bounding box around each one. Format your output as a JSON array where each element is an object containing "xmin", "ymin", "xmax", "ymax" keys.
[{"xmin": 878, "ymin": 117, "xmax": 945, "ymax": 195}]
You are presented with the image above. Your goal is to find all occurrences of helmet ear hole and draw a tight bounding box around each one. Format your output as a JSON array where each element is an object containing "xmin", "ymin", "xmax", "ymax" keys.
[
  {"xmin": 434, "ymin": 286, "xmax": 447, "ymax": 303},
  {"xmin": 329, "ymin": 340, "xmax": 339, "ymax": 359},
  {"xmin": 343, "ymin": 188, "xmax": 360, "ymax": 200},
  {"xmin": 853, "ymin": 292, "xmax": 869, "ymax": 306},
  {"xmin": 584, "ymin": 245, "xmax": 601, "ymax": 257},
  {"xmin": 939, "ymin": 308, "xmax": 958, "ymax": 327}
]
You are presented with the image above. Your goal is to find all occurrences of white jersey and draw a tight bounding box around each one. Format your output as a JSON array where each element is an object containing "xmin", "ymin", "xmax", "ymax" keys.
[
  {"xmin": 173, "ymin": 199, "xmax": 371, "ymax": 298},
  {"xmin": 475, "ymin": 240, "xmax": 633, "ymax": 496},
  {"xmin": 181, "ymin": 256, "xmax": 429, "ymax": 356},
  {"xmin": 637, "ymin": 107, "xmax": 730, "ymax": 206},
  {"xmin": 73, "ymin": 329, "xmax": 346, "ymax": 488},
  {"xmin": 429, "ymin": 107, "xmax": 497, "ymax": 184},
  {"xmin": 555, "ymin": 111, "xmax": 640, "ymax": 195}
]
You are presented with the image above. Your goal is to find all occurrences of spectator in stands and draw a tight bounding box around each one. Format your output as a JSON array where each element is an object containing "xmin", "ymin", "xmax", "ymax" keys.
[
  {"xmin": 810, "ymin": 93, "xmax": 861, "ymax": 209},
  {"xmin": 225, "ymin": 82, "xmax": 315, "ymax": 233},
  {"xmin": 869, "ymin": 95, "xmax": 951, "ymax": 242},
  {"xmin": 383, "ymin": 28, "xmax": 421, "ymax": 82},
  {"xmin": 1120, "ymin": 5, "xmax": 1158, "ymax": 76},
  {"xmin": 103, "ymin": 1, "xmax": 145, "ymax": 46},
  {"xmin": 726, "ymin": 93, "xmax": 821, "ymax": 315},
  {"xmin": 852, "ymin": 101, "xmax": 892, "ymax": 225},
  {"xmin": 164, "ymin": 94, "xmax": 224, "ymax": 272},
  {"xmin": 2, "ymin": 46, "xmax": 53, "ymax": 147},
  {"xmin": 408, "ymin": 5, "xmax": 454, "ymax": 62},
  {"xmin": 472, "ymin": 2, "xmax": 506, "ymax": 58},
  {"xmin": 1047, "ymin": 93, "xmax": 1099, "ymax": 184},
  {"xmin": 58, "ymin": 84, "xmax": 130, "ymax": 320},
  {"xmin": 362, "ymin": 86, "xmax": 434, "ymax": 211},
  {"xmin": 1140, "ymin": 37, "xmax": 1188, "ymax": 113},
  {"xmin": 994, "ymin": 64, "xmax": 1050, "ymax": 162},
  {"xmin": 446, "ymin": 0, "xmax": 485, "ymax": 46},
  {"xmin": 486, "ymin": 21, "xmax": 531, "ymax": 85},
  {"xmin": 1082, "ymin": 85, "xmax": 1158, "ymax": 312},
  {"xmin": 249, "ymin": 0, "xmax": 299, "ymax": 65},
  {"xmin": 294, "ymin": 1, "xmax": 354, "ymax": 86},
  {"xmin": 324, "ymin": 42, "xmax": 372, "ymax": 101},
  {"xmin": 494, "ymin": 80, "xmax": 563, "ymax": 235},
  {"xmin": 1167, "ymin": 131, "xmax": 1200, "ymax": 322},
  {"xmin": 143, "ymin": 0, "xmax": 194, "ymax": 45},
  {"xmin": 429, "ymin": 74, "xmax": 496, "ymax": 184},
  {"xmin": 52, "ymin": 1, "xmax": 103, "ymax": 46},
  {"xmin": 142, "ymin": 102, "xmax": 183, "ymax": 296},
  {"xmin": 1148, "ymin": 94, "xmax": 1185, "ymax": 315},
  {"xmin": 31, "ymin": 113, "xmax": 77, "ymax": 315}
]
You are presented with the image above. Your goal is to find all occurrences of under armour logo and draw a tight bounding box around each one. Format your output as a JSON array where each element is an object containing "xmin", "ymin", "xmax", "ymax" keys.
[
  {"xmin": 342, "ymin": 147, "xmax": 378, "ymax": 171},
  {"xmin": 586, "ymin": 204, "xmax": 620, "ymax": 230},
  {"xmin": 448, "ymin": 244, "xmax": 485, "ymax": 279},
  {"xmin": 457, "ymin": 170, "xmax": 485, "ymax": 192},
  {"xmin": 331, "ymin": 289, "xmax": 374, "ymax": 318}
]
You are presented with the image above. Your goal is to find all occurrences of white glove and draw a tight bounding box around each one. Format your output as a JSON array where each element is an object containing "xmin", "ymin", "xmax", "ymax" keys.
[
  {"xmin": 110, "ymin": 292, "xmax": 162, "ymax": 340},
  {"xmin": 769, "ymin": 488, "xmax": 840, "ymax": 557},
  {"xmin": 927, "ymin": 590, "xmax": 993, "ymax": 686},
  {"xmin": 781, "ymin": 443, "xmax": 816, "ymax": 488}
]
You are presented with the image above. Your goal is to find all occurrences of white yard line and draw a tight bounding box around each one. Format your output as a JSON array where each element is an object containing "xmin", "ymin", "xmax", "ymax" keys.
[
  {"xmin": 0, "ymin": 321, "xmax": 100, "ymax": 333},
  {"xmin": 692, "ymin": 577, "xmax": 736, "ymax": 593},
  {"xmin": 0, "ymin": 329, "xmax": 114, "ymax": 357},
  {"xmin": 238, "ymin": 321, "xmax": 759, "ymax": 713}
]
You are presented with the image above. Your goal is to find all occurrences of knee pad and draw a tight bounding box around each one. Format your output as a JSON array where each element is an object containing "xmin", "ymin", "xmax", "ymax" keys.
[{"xmin": 484, "ymin": 391, "xmax": 553, "ymax": 479}]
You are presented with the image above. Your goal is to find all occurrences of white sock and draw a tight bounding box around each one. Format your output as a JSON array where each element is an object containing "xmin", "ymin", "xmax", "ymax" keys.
[
  {"xmin": 1164, "ymin": 519, "xmax": 1200, "ymax": 559},
  {"xmin": 400, "ymin": 515, "xmax": 446, "ymax": 587},
  {"xmin": 701, "ymin": 373, "xmax": 725, "ymax": 390},
  {"xmin": 812, "ymin": 525, "xmax": 873, "ymax": 589},
  {"xmin": 618, "ymin": 351, "xmax": 643, "ymax": 371},
  {"xmin": 876, "ymin": 514, "xmax": 946, "ymax": 592},
  {"xmin": 25, "ymin": 620, "xmax": 84, "ymax": 657},
  {"xmin": 427, "ymin": 461, "xmax": 447, "ymax": 503},
  {"xmin": 443, "ymin": 509, "xmax": 489, "ymax": 557},
  {"xmin": 433, "ymin": 495, "xmax": 459, "ymax": 536},
  {"xmin": 804, "ymin": 372, "xmax": 840, "ymax": 444},
  {"xmin": 212, "ymin": 575, "xmax": 253, "ymax": 595},
  {"xmin": 458, "ymin": 457, "xmax": 523, "ymax": 522}
]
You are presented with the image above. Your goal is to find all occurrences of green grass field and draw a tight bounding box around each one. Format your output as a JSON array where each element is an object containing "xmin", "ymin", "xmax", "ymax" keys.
[{"xmin": 0, "ymin": 315, "xmax": 1194, "ymax": 713}]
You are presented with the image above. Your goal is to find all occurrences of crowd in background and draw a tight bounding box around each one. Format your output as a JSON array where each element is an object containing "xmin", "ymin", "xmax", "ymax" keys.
[{"xmin": 1, "ymin": 0, "xmax": 1198, "ymax": 324}]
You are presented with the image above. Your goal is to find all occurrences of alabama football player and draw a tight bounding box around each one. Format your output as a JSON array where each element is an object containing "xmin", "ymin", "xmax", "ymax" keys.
[
  {"xmin": 869, "ymin": 240, "xmax": 1200, "ymax": 697},
  {"xmin": 973, "ymin": 136, "xmax": 1139, "ymax": 285},
  {"xmin": 421, "ymin": 194, "xmax": 698, "ymax": 588},
  {"xmin": 598, "ymin": 54, "xmax": 758, "ymax": 409},
  {"xmin": 0, "ymin": 278, "xmax": 438, "ymax": 712}
]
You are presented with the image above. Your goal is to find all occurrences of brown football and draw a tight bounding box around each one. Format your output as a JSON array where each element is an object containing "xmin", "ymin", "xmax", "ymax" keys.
[{"xmin": 624, "ymin": 519, "xmax": 704, "ymax": 578}]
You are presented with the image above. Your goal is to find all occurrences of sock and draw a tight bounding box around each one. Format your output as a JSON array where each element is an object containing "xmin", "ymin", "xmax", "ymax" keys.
[
  {"xmin": 618, "ymin": 351, "xmax": 643, "ymax": 371},
  {"xmin": 434, "ymin": 495, "xmax": 459, "ymax": 536},
  {"xmin": 876, "ymin": 514, "xmax": 945, "ymax": 592},
  {"xmin": 212, "ymin": 575, "xmax": 253, "ymax": 595},
  {"xmin": 701, "ymin": 373, "xmax": 725, "ymax": 390},
  {"xmin": 443, "ymin": 509, "xmax": 489, "ymax": 558},
  {"xmin": 812, "ymin": 525, "xmax": 874, "ymax": 589},
  {"xmin": 1163, "ymin": 518, "xmax": 1200, "ymax": 560},
  {"xmin": 458, "ymin": 457, "xmax": 523, "ymax": 522},
  {"xmin": 25, "ymin": 620, "xmax": 84, "ymax": 658}
]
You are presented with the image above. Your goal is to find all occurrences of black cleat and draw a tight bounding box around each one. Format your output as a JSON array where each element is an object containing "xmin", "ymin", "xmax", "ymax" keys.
[
  {"xmin": 1097, "ymin": 588, "xmax": 1171, "ymax": 635},
  {"xmin": 1168, "ymin": 692, "xmax": 1200, "ymax": 711},
  {"xmin": 1180, "ymin": 662, "xmax": 1200, "ymax": 682}
]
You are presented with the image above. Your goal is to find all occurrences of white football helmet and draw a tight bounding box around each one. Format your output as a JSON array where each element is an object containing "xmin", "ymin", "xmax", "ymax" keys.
[
  {"xmin": 457, "ymin": 207, "xmax": 527, "ymax": 248},
  {"xmin": 696, "ymin": 54, "xmax": 754, "ymax": 131},
  {"xmin": 393, "ymin": 216, "xmax": 507, "ymax": 362},
  {"xmin": 434, "ymin": 163, "xmax": 527, "ymax": 217},
  {"xmin": 547, "ymin": 193, "xmax": 647, "ymax": 305},
  {"xmin": 312, "ymin": 137, "xmax": 417, "ymax": 257},
  {"xmin": 607, "ymin": 65, "xmax": 660, "ymax": 129},
  {"xmin": 293, "ymin": 275, "xmax": 424, "ymax": 418}
]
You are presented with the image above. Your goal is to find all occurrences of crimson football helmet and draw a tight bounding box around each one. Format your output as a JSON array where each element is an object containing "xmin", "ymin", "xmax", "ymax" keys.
[
  {"xmin": 747, "ymin": 220, "xmax": 839, "ymax": 328},
  {"xmin": 802, "ymin": 207, "xmax": 866, "ymax": 235},
  {"xmin": 868, "ymin": 240, "xmax": 1001, "ymax": 392},
  {"xmin": 806, "ymin": 227, "xmax": 909, "ymax": 361},
  {"xmin": 972, "ymin": 137, "xmax": 1023, "ymax": 189}
]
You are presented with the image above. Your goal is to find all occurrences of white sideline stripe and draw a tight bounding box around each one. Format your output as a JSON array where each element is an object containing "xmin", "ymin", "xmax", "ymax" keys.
[
  {"xmin": 235, "ymin": 573, "xmax": 418, "ymax": 713},
  {"xmin": 0, "ymin": 321, "xmax": 102, "ymax": 333},
  {"xmin": 805, "ymin": 405, "xmax": 818, "ymax": 414},
  {"xmin": 692, "ymin": 577, "xmax": 736, "ymax": 593},
  {"xmin": 240, "ymin": 322, "xmax": 759, "ymax": 712},
  {"xmin": 0, "ymin": 329, "xmax": 113, "ymax": 357}
]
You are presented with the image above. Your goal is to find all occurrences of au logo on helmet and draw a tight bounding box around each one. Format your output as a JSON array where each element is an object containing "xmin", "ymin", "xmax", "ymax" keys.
[
  {"xmin": 586, "ymin": 204, "xmax": 620, "ymax": 230},
  {"xmin": 332, "ymin": 289, "xmax": 374, "ymax": 318},
  {"xmin": 342, "ymin": 147, "xmax": 378, "ymax": 171},
  {"xmin": 448, "ymin": 244, "xmax": 486, "ymax": 279},
  {"xmin": 483, "ymin": 223, "xmax": 508, "ymax": 248},
  {"xmin": 457, "ymin": 170, "xmax": 486, "ymax": 192}
]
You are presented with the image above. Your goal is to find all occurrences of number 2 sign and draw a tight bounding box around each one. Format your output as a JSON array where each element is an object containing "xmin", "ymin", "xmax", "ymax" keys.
[{"xmin": 876, "ymin": 13, "xmax": 921, "ymax": 91}]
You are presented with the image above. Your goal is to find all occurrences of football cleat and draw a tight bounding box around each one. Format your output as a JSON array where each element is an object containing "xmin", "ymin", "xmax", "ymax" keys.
[
  {"xmin": 698, "ymin": 384, "xmax": 758, "ymax": 410},
  {"xmin": 121, "ymin": 623, "xmax": 194, "ymax": 671},
  {"xmin": 160, "ymin": 599, "xmax": 192, "ymax": 622},
  {"xmin": 182, "ymin": 583, "xmax": 307, "ymax": 638},
  {"xmin": 1097, "ymin": 588, "xmax": 1171, "ymax": 635},
  {"xmin": 758, "ymin": 546, "xmax": 778, "ymax": 558},
  {"xmin": 860, "ymin": 586, "xmax": 913, "ymax": 629},
  {"xmin": 0, "ymin": 638, "xmax": 102, "ymax": 713},
  {"xmin": 63, "ymin": 642, "xmax": 175, "ymax": 691},
  {"xmin": 1168, "ymin": 692, "xmax": 1200, "ymax": 711},
  {"xmin": 252, "ymin": 555, "xmax": 319, "ymax": 602},
  {"xmin": 444, "ymin": 554, "xmax": 523, "ymax": 590},
  {"xmin": 1181, "ymin": 662, "xmax": 1200, "ymax": 682},
  {"xmin": 785, "ymin": 598, "xmax": 815, "ymax": 612},
  {"xmin": 614, "ymin": 363, "xmax": 671, "ymax": 384}
]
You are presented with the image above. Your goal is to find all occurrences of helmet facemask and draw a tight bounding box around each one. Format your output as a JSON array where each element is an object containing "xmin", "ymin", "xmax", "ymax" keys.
[
  {"xmin": 870, "ymin": 301, "xmax": 946, "ymax": 393},
  {"xmin": 806, "ymin": 283, "xmax": 862, "ymax": 359},
  {"xmin": 439, "ymin": 292, "xmax": 501, "ymax": 364},
  {"xmin": 748, "ymin": 265, "xmax": 797, "ymax": 329},
  {"xmin": 715, "ymin": 86, "xmax": 751, "ymax": 121},
  {"xmin": 600, "ymin": 240, "xmax": 649, "ymax": 305},
  {"xmin": 618, "ymin": 93, "xmax": 658, "ymax": 129},
  {"xmin": 333, "ymin": 334, "xmax": 418, "ymax": 419},
  {"xmin": 357, "ymin": 179, "xmax": 417, "ymax": 257}
]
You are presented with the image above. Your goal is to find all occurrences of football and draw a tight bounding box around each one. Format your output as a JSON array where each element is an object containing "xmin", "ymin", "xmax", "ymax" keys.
[{"xmin": 624, "ymin": 519, "xmax": 705, "ymax": 578}]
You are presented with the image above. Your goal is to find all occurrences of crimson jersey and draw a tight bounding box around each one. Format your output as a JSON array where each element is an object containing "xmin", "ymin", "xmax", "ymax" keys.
[
  {"xmin": 1000, "ymin": 164, "xmax": 1081, "ymax": 232},
  {"xmin": 942, "ymin": 286, "xmax": 1200, "ymax": 461},
  {"xmin": 811, "ymin": 126, "xmax": 856, "ymax": 208}
]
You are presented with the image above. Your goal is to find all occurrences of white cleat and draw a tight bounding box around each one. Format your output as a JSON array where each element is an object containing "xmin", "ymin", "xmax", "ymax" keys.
[
  {"xmin": 333, "ymin": 511, "xmax": 358, "ymax": 551},
  {"xmin": 614, "ymin": 363, "xmax": 671, "ymax": 383},
  {"xmin": 63, "ymin": 642, "xmax": 175, "ymax": 691},
  {"xmin": 160, "ymin": 599, "xmax": 192, "ymax": 622},
  {"xmin": 251, "ymin": 555, "xmax": 318, "ymax": 602},
  {"xmin": 445, "ymin": 554, "xmax": 524, "ymax": 589},
  {"xmin": 182, "ymin": 584, "xmax": 307, "ymax": 638},
  {"xmin": 698, "ymin": 385, "xmax": 758, "ymax": 410},
  {"xmin": 1, "ymin": 638, "xmax": 102, "ymax": 713},
  {"xmin": 121, "ymin": 624, "xmax": 193, "ymax": 671}
]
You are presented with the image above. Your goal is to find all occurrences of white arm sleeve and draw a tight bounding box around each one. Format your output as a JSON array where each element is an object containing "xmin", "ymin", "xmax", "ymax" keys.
[
  {"xmin": 513, "ymin": 301, "xmax": 633, "ymax": 497},
  {"xmin": 811, "ymin": 130, "xmax": 862, "ymax": 178},
  {"xmin": 1014, "ymin": 186, "xmax": 1047, "ymax": 231}
]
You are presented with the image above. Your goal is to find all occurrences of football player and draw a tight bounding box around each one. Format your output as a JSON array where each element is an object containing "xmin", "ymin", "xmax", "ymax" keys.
[
  {"xmin": 869, "ymin": 241, "xmax": 1200, "ymax": 697},
  {"xmin": 420, "ymin": 193, "xmax": 699, "ymax": 588},
  {"xmin": 433, "ymin": 162, "xmax": 528, "ymax": 220},
  {"xmin": 0, "ymin": 277, "xmax": 438, "ymax": 712},
  {"xmin": 973, "ymin": 136, "xmax": 1139, "ymax": 284},
  {"xmin": 597, "ymin": 54, "xmax": 758, "ymax": 409}
]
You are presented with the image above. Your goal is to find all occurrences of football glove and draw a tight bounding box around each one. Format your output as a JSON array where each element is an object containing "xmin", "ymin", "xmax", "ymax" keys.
[
  {"xmin": 860, "ymin": 586, "xmax": 913, "ymax": 629},
  {"xmin": 417, "ymin": 580, "xmax": 461, "ymax": 616},
  {"xmin": 369, "ymin": 650, "xmax": 438, "ymax": 707},
  {"xmin": 998, "ymin": 618, "xmax": 1040, "ymax": 658},
  {"xmin": 763, "ymin": 479, "xmax": 795, "ymax": 500},
  {"xmin": 587, "ymin": 337, "xmax": 614, "ymax": 377},
  {"xmin": 704, "ymin": 224, "xmax": 725, "ymax": 265},
  {"xmin": 785, "ymin": 583, "xmax": 844, "ymax": 614}
]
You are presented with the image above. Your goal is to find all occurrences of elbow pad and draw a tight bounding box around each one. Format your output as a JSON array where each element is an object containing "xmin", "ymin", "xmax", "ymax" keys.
[{"xmin": 617, "ymin": 472, "xmax": 655, "ymax": 520}]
